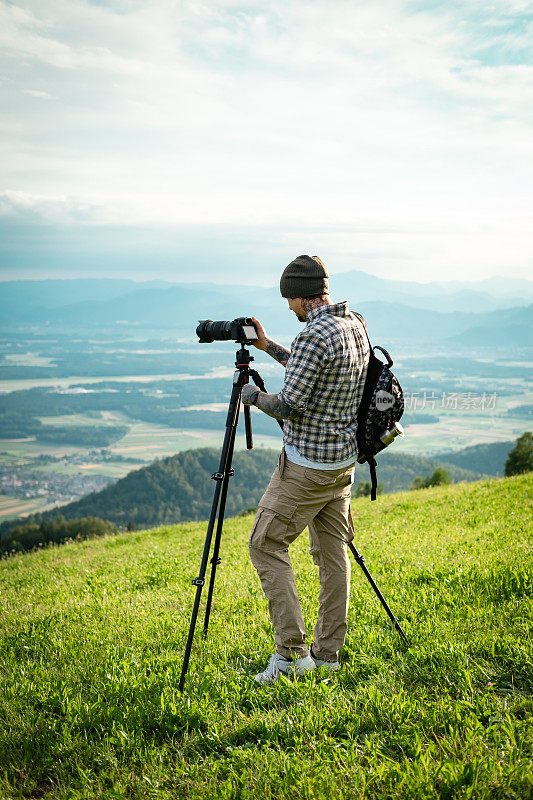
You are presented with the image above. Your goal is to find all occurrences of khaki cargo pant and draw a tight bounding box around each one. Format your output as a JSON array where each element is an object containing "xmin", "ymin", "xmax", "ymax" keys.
[{"xmin": 248, "ymin": 448, "xmax": 355, "ymax": 662}]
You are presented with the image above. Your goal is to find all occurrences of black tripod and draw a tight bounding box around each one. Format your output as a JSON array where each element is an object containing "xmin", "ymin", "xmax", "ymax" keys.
[
  {"xmin": 178, "ymin": 343, "xmax": 409, "ymax": 692},
  {"xmin": 178, "ymin": 342, "xmax": 264, "ymax": 691}
]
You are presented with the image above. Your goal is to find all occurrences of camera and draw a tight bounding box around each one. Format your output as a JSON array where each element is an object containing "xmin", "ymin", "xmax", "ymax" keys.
[{"xmin": 196, "ymin": 317, "xmax": 258, "ymax": 344}]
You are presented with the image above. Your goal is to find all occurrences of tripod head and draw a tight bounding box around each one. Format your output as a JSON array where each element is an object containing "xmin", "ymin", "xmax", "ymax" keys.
[{"xmin": 235, "ymin": 344, "xmax": 254, "ymax": 371}]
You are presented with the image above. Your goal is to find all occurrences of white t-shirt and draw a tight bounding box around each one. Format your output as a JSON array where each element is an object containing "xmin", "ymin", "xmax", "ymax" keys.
[{"xmin": 284, "ymin": 443, "xmax": 356, "ymax": 471}]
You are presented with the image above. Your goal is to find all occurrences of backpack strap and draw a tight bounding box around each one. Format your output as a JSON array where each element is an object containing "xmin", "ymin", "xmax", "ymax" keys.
[
  {"xmin": 368, "ymin": 455, "xmax": 378, "ymax": 501},
  {"xmin": 353, "ymin": 312, "xmax": 370, "ymax": 346},
  {"xmin": 354, "ymin": 313, "xmax": 393, "ymax": 368},
  {"xmin": 354, "ymin": 312, "xmax": 379, "ymax": 501}
]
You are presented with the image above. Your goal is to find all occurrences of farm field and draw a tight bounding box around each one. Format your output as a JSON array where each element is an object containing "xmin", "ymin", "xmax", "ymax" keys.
[
  {"xmin": 0, "ymin": 438, "xmax": 82, "ymax": 460},
  {"xmin": 30, "ymin": 460, "xmax": 145, "ymax": 479},
  {"xmin": 398, "ymin": 409, "xmax": 530, "ymax": 456},
  {"xmin": 0, "ymin": 473, "xmax": 531, "ymax": 799},
  {"xmin": 0, "ymin": 370, "xmax": 235, "ymax": 393},
  {"xmin": 0, "ymin": 422, "xmax": 281, "ymax": 468},
  {"xmin": 0, "ymin": 494, "xmax": 59, "ymax": 519},
  {"xmin": 37, "ymin": 413, "xmax": 128, "ymax": 427},
  {"xmin": 107, "ymin": 421, "xmax": 282, "ymax": 461},
  {"xmin": 1, "ymin": 399, "xmax": 529, "ymax": 465}
]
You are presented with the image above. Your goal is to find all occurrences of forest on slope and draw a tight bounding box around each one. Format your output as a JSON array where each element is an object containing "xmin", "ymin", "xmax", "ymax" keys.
[{"xmin": 0, "ymin": 444, "xmax": 497, "ymax": 536}]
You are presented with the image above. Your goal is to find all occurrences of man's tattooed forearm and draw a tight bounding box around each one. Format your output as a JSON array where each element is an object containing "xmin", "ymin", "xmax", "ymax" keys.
[
  {"xmin": 256, "ymin": 392, "xmax": 301, "ymax": 421},
  {"xmin": 265, "ymin": 339, "xmax": 291, "ymax": 367}
]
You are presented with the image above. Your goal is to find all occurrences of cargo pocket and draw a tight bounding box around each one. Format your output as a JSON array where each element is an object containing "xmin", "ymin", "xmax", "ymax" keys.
[
  {"xmin": 248, "ymin": 496, "xmax": 296, "ymax": 551},
  {"xmin": 248, "ymin": 508, "xmax": 275, "ymax": 549}
]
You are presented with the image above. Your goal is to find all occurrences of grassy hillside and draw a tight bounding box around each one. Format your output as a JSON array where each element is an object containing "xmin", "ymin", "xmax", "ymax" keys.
[{"xmin": 0, "ymin": 474, "xmax": 532, "ymax": 799}]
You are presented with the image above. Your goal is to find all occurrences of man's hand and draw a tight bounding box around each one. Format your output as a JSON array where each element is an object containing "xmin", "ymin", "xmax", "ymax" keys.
[
  {"xmin": 252, "ymin": 316, "xmax": 290, "ymax": 366},
  {"xmin": 251, "ymin": 317, "xmax": 268, "ymax": 351},
  {"xmin": 241, "ymin": 384, "xmax": 260, "ymax": 406}
]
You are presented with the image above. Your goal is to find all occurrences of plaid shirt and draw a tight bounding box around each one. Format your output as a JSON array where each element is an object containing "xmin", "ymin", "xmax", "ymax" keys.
[{"xmin": 280, "ymin": 301, "xmax": 370, "ymax": 463}]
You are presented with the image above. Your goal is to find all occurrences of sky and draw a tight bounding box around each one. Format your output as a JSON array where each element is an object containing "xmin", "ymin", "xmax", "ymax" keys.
[{"xmin": 1, "ymin": 0, "xmax": 532, "ymax": 285}]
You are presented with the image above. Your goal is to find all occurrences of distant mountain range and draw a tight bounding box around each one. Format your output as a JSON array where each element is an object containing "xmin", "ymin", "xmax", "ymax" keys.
[
  {"xmin": 1, "ymin": 274, "xmax": 532, "ymax": 349},
  {"xmin": 2, "ymin": 272, "xmax": 532, "ymax": 315},
  {"xmin": 447, "ymin": 322, "xmax": 531, "ymax": 348},
  {"xmin": 0, "ymin": 441, "xmax": 515, "ymax": 535},
  {"xmin": 333, "ymin": 272, "xmax": 533, "ymax": 313}
]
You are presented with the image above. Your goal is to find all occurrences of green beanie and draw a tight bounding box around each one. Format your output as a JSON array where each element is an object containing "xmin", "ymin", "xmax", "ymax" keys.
[{"xmin": 279, "ymin": 255, "xmax": 329, "ymax": 298}]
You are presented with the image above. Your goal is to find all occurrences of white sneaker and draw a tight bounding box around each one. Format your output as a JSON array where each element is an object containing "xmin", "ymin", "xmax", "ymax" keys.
[
  {"xmin": 310, "ymin": 646, "xmax": 340, "ymax": 671},
  {"xmin": 254, "ymin": 652, "xmax": 316, "ymax": 684}
]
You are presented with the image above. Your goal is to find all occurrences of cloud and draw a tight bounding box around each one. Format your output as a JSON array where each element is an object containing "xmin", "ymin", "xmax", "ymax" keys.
[
  {"xmin": 22, "ymin": 89, "xmax": 54, "ymax": 98},
  {"xmin": 0, "ymin": 189, "xmax": 105, "ymax": 222},
  {"xmin": 0, "ymin": 2, "xmax": 151, "ymax": 75},
  {"xmin": 0, "ymin": 0, "xmax": 532, "ymax": 281}
]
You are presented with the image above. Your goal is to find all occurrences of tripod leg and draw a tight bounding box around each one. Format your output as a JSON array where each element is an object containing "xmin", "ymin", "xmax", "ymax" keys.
[
  {"xmin": 178, "ymin": 373, "xmax": 245, "ymax": 692},
  {"xmin": 244, "ymin": 404, "xmax": 253, "ymax": 449},
  {"xmin": 203, "ymin": 419, "xmax": 239, "ymax": 634},
  {"xmin": 178, "ymin": 460, "xmax": 226, "ymax": 692},
  {"xmin": 347, "ymin": 538, "xmax": 410, "ymax": 647}
]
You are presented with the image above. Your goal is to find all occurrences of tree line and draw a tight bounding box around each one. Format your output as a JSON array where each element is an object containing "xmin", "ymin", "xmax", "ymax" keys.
[{"xmin": 1, "ymin": 516, "xmax": 117, "ymax": 556}]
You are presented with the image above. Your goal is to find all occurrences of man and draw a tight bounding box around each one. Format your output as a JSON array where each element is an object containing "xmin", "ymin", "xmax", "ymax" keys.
[{"xmin": 241, "ymin": 254, "xmax": 370, "ymax": 684}]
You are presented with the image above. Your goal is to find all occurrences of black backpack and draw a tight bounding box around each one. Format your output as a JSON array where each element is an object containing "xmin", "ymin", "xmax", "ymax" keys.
[{"xmin": 354, "ymin": 313, "xmax": 405, "ymax": 500}]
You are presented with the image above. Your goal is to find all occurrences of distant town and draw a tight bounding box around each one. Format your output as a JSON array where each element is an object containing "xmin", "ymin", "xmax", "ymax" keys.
[{"xmin": 0, "ymin": 451, "xmax": 120, "ymax": 509}]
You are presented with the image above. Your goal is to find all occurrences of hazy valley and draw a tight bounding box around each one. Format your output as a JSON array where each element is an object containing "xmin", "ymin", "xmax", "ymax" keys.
[{"xmin": 0, "ymin": 273, "xmax": 531, "ymax": 526}]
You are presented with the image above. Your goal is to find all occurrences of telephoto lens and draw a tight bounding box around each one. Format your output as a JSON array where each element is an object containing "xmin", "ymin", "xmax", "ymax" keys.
[{"xmin": 196, "ymin": 320, "xmax": 232, "ymax": 343}]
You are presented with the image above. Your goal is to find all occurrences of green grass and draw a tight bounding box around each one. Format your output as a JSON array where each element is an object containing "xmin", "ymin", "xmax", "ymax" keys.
[{"xmin": 0, "ymin": 474, "xmax": 532, "ymax": 799}]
